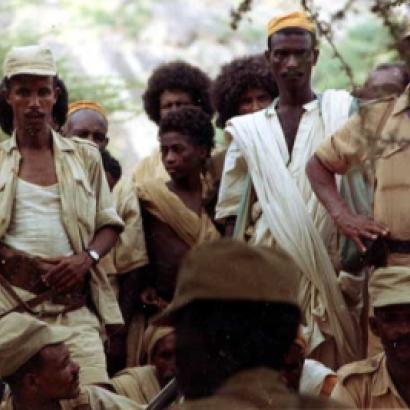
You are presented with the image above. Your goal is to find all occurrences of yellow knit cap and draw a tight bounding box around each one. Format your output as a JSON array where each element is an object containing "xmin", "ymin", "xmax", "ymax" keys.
[
  {"xmin": 267, "ymin": 11, "xmax": 316, "ymax": 37},
  {"xmin": 68, "ymin": 100, "xmax": 107, "ymax": 120}
]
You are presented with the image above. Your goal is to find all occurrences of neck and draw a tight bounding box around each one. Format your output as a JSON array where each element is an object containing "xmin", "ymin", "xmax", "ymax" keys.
[
  {"xmin": 15, "ymin": 125, "xmax": 52, "ymax": 150},
  {"xmin": 13, "ymin": 393, "xmax": 60, "ymax": 410},
  {"xmin": 277, "ymin": 83, "xmax": 315, "ymax": 107},
  {"xmin": 169, "ymin": 171, "xmax": 202, "ymax": 193}
]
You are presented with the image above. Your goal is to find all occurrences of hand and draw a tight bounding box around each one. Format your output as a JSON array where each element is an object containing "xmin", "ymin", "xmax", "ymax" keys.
[
  {"xmin": 333, "ymin": 209, "xmax": 389, "ymax": 253},
  {"xmin": 42, "ymin": 253, "xmax": 93, "ymax": 294}
]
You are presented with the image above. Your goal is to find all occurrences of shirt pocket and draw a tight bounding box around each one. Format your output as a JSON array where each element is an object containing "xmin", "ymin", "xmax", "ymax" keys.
[{"xmin": 74, "ymin": 177, "xmax": 97, "ymax": 237}]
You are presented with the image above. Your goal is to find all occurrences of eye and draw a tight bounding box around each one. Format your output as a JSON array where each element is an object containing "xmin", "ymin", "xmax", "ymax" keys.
[
  {"xmin": 16, "ymin": 88, "xmax": 29, "ymax": 97},
  {"xmin": 38, "ymin": 88, "xmax": 51, "ymax": 97}
]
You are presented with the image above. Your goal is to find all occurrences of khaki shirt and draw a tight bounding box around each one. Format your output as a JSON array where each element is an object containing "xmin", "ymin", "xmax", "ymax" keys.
[
  {"xmin": 172, "ymin": 367, "xmax": 341, "ymax": 409},
  {"xmin": 331, "ymin": 352, "xmax": 408, "ymax": 408},
  {"xmin": 0, "ymin": 130, "xmax": 124, "ymax": 325},
  {"xmin": 99, "ymin": 178, "xmax": 148, "ymax": 296},
  {"xmin": 316, "ymin": 87, "xmax": 410, "ymax": 244},
  {"xmin": 1, "ymin": 385, "xmax": 143, "ymax": 409}
]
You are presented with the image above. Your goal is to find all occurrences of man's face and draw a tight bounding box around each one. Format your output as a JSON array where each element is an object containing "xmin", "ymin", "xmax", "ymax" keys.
[
  {"xmin": 6, "ymin": 74, "xmax": 58, "ymax": 136},
  {"xmin": 64, "ymin": 109, "xmax": 108, "ymax": 151},
  {"xmin": 370, "ymin": 304, "xmax": 410, "ymax": 365},
  {"xmin": 160, "ymin": 131, "xmax": 207, "ymax": 181},
  {"xmin": 237, "ymin": 87, "xmax": 273, "ymax": 116},
  {"xmin": 361, "ymin": 68, "xmax": 406, "ymax": 100},
  {"xmin": 151, "ymin": 333, "xmax": 176, "ymax": 388},
  {"xmin": 159, "ymin": 90, "xmax": 194, "ymax": 120},
  {"xmin": 266, "ymin": 32, "xmax": 318, "ymax": 91},
  {"xmin": 32, "ymin": 343, "xmax": 80, "ymax": 401}
]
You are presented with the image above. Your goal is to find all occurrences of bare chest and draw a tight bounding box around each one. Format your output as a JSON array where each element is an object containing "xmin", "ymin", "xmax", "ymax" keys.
[
  {"xmin": 18, "ymin": 151, "xmax": 57, "ymax": 186},
  {"xmin": 277, "ymin": 108, "xmax": 304, "ymax": 154}
]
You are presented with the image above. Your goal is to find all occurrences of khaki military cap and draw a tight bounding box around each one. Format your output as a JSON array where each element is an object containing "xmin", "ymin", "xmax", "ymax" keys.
[
  {"xmin": 3, "ymin": 45, "xmax": 57, "ymax": 79},
  {"xmin": 0, "ymin": 313, "xmax": 69, "ymax": 378},
  {"xmin": 369, "ymin": 266, "xmax": 410, "ymax": 309},
  {"xmin": 154, "ymin": 239, "xmax": 300, "ymax": 325}
]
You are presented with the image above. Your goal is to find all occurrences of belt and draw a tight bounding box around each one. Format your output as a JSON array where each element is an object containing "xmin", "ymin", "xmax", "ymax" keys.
[{"xmin": 385, "ymin": 239, "xmax": 410, "ymax": 254}]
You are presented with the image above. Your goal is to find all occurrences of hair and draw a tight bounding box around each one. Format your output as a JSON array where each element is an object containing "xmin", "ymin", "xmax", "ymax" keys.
[
  {"xmin": 268, "ymin": 27, "xmax": 318, "ymax": 51},
  {"xmin": 178, "ymin": 300, "xmax": 300, "ymax": 371},
  {"xmin": 0, "ymin": 75, "xmax": 69, "ymax": 135},
  {"xmin": 158, "ymin": 106, "xmax": 215, "ymax": 156},
  {"xmin": 143, "ymin": 61, "xmax": 214, "ymax": 124},
  {"xmin": 212, "ymin": 55, "xmax": 278, "ymax": 128},
  {"xmin": 3, "ymin": 351, "xmax": 44, "ymax": 390},
  {"xmin": 101, "ymin": 149, "xmax": 122, "ymax": 181}
]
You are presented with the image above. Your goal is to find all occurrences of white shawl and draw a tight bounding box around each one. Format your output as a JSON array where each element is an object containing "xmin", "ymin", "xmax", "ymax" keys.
[{"xmin": 226, "ymin": 90, "xmax": 360, "ymax": 365}]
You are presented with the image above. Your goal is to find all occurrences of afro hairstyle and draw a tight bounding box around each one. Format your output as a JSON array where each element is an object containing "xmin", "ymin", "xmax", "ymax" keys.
[
  {"xmin": 158, "ymin": 106, "xmax": 214, "ymax": 157},
  {"xmin": 143, "ymin": 60, "xmax": 214, "ymax": 125},
  {"xmin": 212, "ymin": 54, "xmax": 278, "ymax": 128}
]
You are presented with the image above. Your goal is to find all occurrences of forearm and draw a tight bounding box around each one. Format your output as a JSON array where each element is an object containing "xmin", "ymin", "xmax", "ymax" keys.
[
  {"xmin": 224, "ymin": 216, "xmax": 237, "ymax": 237},
  {"xmin": 87, "ymin": 226, "xmax": 121, "ymax": 258},
  {"xmin": 306, "ymin": 155, "xmax": 350, "ymax": 220}
]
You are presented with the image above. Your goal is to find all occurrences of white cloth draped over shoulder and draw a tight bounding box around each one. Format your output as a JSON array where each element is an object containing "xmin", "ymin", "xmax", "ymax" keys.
[{"xmin": 216, "ymin": 90, "xmax": 360, "ymax": 366}]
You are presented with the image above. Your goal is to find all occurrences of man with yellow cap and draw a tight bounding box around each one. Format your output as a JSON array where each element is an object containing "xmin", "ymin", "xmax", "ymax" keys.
[
  {"xmin": 216, "ymin": 11, "xmax": 362, "ymax": 369},
  {"xmin": 0, "ymin": 313, "xmax": 143, "ymax": 409},
  {"xmin": 331, "ymin": 267, "xmax": 410, "ymax": 408},
  {"xmin": 112, "ymin": 325, "xmax": 176, "ymax": 406},
  {"xmin": 152, "ymin": 239, "xmax": 339, "ymax": 409},
  {"xmin": 64, "ymin": 101, "xmax": 149, "ymax": 374},
  {"xmin": 0, "ymin": 45, "xmax": 124, "ymax": 386}
]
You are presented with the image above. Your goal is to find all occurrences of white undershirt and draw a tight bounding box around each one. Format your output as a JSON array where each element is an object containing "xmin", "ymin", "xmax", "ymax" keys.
[{"xmin": 3, "ymin": 178, "xmax": 74, "ymax": 258}]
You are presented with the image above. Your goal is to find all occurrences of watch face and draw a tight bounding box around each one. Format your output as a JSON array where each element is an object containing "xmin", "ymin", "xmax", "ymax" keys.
[{"xmin": 88, "ymin": 249, "xmax": 99, "ymax": 262}]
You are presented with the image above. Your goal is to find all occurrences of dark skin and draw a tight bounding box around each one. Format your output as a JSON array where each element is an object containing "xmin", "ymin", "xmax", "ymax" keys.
[
  {"xmin": 3, "ymin": 74, "xmax": 120, "ymax": 293},
  {"xmin": 64, "ymin": 109, "xmax": 109, "ymax": 151},
  {"xmin": 225, "ymin": 31, "xmax": 318, "ymax": 237},
  {"xmin": 370, "ymin": 304, "xmax": 410, "ymax": 406},
  {"xmin": 237, "ymin": 87, "xmax": 273, "ymax": 116},
  {"xmin": 152, "ymin": 332, "xmax": 176, "ymax": 388},
  {"xmin": 141, "ymin": 131, "xmax": 207, "ymax": 300},
  {"xmin": 159, "ymin": 90, "xmax": 194, "ymax": 120},
  {"xmin": 12, "ymin": 343, "xmax": 80, "ymax": 410},
  {"xmin": 306, "ymin": 156, "xmax": 388, "ymax": 253}
]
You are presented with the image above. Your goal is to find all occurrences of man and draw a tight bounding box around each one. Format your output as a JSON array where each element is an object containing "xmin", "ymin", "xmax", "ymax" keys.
[
  {"xmin": 0, "ymin": 45, "xmax": 124, "ymax": 386},
  {"xmin": 331, "ymin": 267, "xmax": 410, "ymax": 408},
  {"xmin": 132, "ymin": 60, "xmax": 213, "ymax": 185},
  {"xmin": 216, "ymin": 11, "xmax": 361, "ymax": 368},
  {"xmin": 112, "ymin": 326, "xmax": 176, "ymax": 406},
  {"xmin": 64, "ymin": 101, "xmax": 149, "ymax": 372},
  {"xmin": 0, "ymin": 313, "xmax": 142, "ymax": 409},
  {"xmin": 355, "ymin": 63, "xmax": 409, "ymax": 100},
  {"xmin": 138, "ymin": 107, "xmax": 220, "ymax": 302},
  {"xmin": 153, "ymin": 239, "xmax": 338, "ymax": 409}
]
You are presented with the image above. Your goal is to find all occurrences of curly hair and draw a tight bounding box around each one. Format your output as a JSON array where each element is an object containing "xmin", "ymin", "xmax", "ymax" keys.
[
  {"xmin": 0, "ymin": 75, "xmax": 68, "ymax": 135},
  {"xmin": 212, "ymin": 54, "xmax": 278, "ymax": 128},
  {"xmin": 158, "ymin": 107, "xmax": 214, "ymax": 156},
  {"xmin": 143, "ymin": 61, "xmax": 214, "ymax": 125}
]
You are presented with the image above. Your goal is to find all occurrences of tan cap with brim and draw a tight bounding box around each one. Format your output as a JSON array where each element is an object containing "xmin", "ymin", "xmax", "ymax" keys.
[
  {"xmin": 3, "ymin": 45, "xmax": 57, "ymax": 79},
  {"xmin": 153, "ymin": 239, "xmax": 300, "ymax": 326},
  {"xmin": 369, "ymin": 266, "xmax": 410, "ymax": 309},
  {"xmin": 0, "ymin": 312, "xmax": 69, "ymax": 378}
]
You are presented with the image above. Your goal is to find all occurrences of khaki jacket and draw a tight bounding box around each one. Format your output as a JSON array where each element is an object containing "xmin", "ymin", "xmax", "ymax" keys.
[
  {"xmin": 331, "ymin": 352, "xmax": 408, "ymax": 408},
  {"xmin": 0, "ymin": 130, "xmax": 124, "ymax": 325},
  {"xmin": 172, "ymin": 367, "xmax": 342, "ymax": 409}
]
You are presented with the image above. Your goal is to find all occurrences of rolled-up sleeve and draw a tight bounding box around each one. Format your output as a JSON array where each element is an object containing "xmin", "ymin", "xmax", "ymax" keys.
[{"xmin": 215, "ymin": 135, "xmax": 248, "ymax": 220}]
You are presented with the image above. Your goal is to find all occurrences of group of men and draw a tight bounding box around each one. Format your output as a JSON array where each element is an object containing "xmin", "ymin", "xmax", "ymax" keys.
[{"xmin": 1, "ymin": 8, "xmax": 410, "ymax": 410}]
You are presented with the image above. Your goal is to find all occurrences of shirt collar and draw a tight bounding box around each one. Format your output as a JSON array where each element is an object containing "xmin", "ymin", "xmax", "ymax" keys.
[
  {"xmin": 392, "ymin": 84, "xmax": 410, "ymax": 116},
  {"xmin": 265, "ymin": 96, "xmax": 319, "ymax": 117},
  {"xmin": 4, "ymin": 128, "xmax": 74, "ymax": 155}
]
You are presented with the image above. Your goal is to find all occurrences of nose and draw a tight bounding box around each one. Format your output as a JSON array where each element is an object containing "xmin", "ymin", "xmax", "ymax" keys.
[
  {"xmin": 165, "ymin": 150, "xmax": 177, "ymax": 165},
  {"xmin": 71, "ymin": 360, "xmax": 80, "ymax": 376},
  {"xmin": 28, "ymin": 92, "xmax": 40, "ymax": 109},
  {"xmin": 286, "ymin": 54, "xmax": 298, "ymax": 69}
]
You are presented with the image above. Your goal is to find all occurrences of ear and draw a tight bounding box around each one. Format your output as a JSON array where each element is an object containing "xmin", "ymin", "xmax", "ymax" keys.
[
  {"xmin": 312, "ymin": 49, "xmax": 319, "ymax": 66},
  {"xmin": 264, "ymin": 49, "xmax": 271, "ymax": 62},
  {"xmin": 53, "ymin": 85, "xmax": 60, "ymax": 104},
  {"xmin": 369, "ymin": 316, "xmax": 381, "ymax": 338},
  {"xmin": 102, "ymin": 138, "xmax": 109, "ymax": 150},
  {"xmin": 198, "ymin": 146, "xmax": 208, "ymax": 162}
]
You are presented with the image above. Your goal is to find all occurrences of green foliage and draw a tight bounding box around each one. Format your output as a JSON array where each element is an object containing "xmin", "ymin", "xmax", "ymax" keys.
[{"xmin": 313, "ymin": 19, "xmax": 399, "ymax": 91}]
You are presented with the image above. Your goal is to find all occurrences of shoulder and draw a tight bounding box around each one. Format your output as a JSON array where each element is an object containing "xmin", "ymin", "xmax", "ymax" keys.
[
  {"xmin": 337, "ymin": 353, "xmax": 383, "ymax": 385},
  {"xmin": 55, "ymin": 132, "xmax": 101, "ymax": 165}
]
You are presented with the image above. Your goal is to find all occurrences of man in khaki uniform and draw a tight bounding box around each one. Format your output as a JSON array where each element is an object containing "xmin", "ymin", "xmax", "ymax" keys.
[
  {"xmin": 0, "ymin": 313, "xmax": 142, "ymax": 410},
  {"xmin": 331, "ymin": 267, "xmax": 410, "ymax": 408},
  {"xmin": 0, "ymin": 45, "xmax": 124, "ymax": 386},
  {"xmin": 153, "ymin": 239, "xmax": 340, "ymax": 409}
]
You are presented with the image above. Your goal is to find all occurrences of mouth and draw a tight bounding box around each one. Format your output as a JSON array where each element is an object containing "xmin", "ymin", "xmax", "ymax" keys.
[{"xmin": 25, "ymin": 112, "xmax": 45, "ymax": 120}]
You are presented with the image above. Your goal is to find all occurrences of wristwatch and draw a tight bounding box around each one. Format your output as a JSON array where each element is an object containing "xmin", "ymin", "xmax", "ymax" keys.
[{"xmin": 85, "ymin": 248, "xmax": 100, "ymax": 264}]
